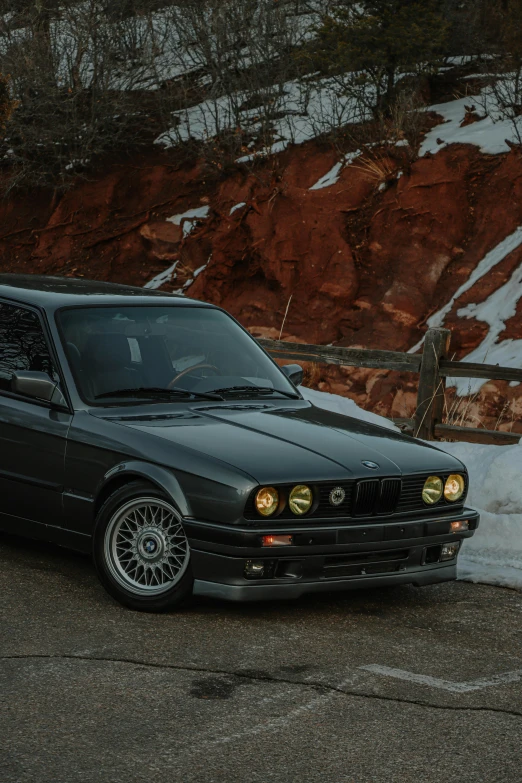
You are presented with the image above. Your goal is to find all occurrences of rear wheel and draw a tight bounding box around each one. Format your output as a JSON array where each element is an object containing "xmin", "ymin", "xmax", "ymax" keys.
[{"xmin": 93, "ymin": 481, "xmax": 193, "ymax": 612}]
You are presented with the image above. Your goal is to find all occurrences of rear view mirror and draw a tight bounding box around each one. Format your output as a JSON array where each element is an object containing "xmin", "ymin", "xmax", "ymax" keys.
[
  {"xmin": 281, "ymin": 364, "xmax": 304, "ymax": 386},
  {"xmin": 11, "ymin": 371, "xmax": 65, "ymax": 406}
]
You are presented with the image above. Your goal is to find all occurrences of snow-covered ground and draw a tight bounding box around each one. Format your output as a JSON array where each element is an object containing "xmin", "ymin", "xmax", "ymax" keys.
[
  {"xmin": 1, "ymin": 5, "xmax": 320, "ymax": 93},
  {"xmin": 420, "ymin": 92, "xmax": 520, "ymax": 157},
  {"xmin": 155, "ymin": 75, "xmax": 370, "ymax": 156},
  {"xmin": 438, "ymin": 441, "xmax": 522, "ymax": 590},
  {"xmin": 303, "ymin": 386, "xmax": 522, "ymax": 592}
]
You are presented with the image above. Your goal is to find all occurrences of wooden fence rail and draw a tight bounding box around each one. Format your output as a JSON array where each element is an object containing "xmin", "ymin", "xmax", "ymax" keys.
[{"xmin": 258, "ymin": 328, "xmax": 522, "ymax": 447}]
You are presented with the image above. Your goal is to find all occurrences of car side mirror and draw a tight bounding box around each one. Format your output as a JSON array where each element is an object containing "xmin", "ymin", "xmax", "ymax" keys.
[
  {"xmin": 281, "ymin": 364, "xmax": 304, "ymax": 386},
  {"xmin": 11, "ymin": 370, "xmax": 66, "ymax": 406}
]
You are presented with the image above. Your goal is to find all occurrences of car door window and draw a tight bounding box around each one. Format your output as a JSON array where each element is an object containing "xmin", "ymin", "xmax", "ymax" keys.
[{"xmin": 0, "ymin": 302, "xmax": 59, "ymax": 394}]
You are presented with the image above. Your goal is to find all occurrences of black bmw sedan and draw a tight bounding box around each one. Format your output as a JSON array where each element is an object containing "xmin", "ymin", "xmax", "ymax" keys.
[{"xmin": 0, "ymin": 274, "xmax": 478, "ymax": 611}]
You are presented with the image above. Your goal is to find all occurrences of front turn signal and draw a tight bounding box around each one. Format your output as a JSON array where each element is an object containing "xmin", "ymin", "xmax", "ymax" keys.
[{"xmin": 262, "ymin": 535, "xmax": 293, "ymax": 547}]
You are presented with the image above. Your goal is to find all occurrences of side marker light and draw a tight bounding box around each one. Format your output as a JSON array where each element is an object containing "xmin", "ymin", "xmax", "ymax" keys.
[
  {"xmin": 262, "ymin": 535, "xmax": 293, "ymax": 547},
  {"xmin": 450, "ymin": 520, "xmax": 469, "ymax": 533}
]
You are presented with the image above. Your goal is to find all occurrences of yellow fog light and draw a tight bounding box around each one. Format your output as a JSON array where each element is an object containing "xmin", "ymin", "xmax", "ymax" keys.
[
  {"xmin": 422, "ymin": 476, "xmax": 443, "ymax": 505},
  {"xmin": 289, "ymin": 485, "xmax": 313, "ymax": 516},
  {"xmin": 445, "ymin": 474, "xmax": 465, "ymax": 502},
  {"xmin": 255, "ymin": 487, "xmax": 279, "ymax": 517}
]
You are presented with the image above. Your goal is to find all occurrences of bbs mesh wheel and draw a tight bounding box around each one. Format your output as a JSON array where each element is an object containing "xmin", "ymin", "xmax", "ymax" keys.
[{"xmin": 93, "ymin": 481, "xmax": 193, "ymax": 612}]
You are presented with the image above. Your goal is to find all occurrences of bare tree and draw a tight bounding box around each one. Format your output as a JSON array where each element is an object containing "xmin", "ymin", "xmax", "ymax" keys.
[
  {"xmin": 475, "ymin": 1, "xmax": 522, "ymax": 145},
  {"xmin": 0, "ymin": 0, "xmax": 172, "ymax": 189},
  {"xmin": 0, "ymin": 0, "xmax": 486, "ymax": 190}
]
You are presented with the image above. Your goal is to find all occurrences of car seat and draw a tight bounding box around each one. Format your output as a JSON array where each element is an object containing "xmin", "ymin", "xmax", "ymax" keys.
[{"xmin": 82, "ymin": 334, "xmax": 143, "ymax": 399}]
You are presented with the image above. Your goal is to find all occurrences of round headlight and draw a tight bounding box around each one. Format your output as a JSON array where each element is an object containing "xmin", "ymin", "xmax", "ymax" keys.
[
  {"xmin": 422, "ymin": 476, "xmax": 443, "ymax": 505},
  {"xmin": 444, "ymin": 474, "xmax": 465, "ymax": 502},
  {"xmin": 255, "ymin": 487, "xmax": 279, "ymax": 517},
  {"xmin": 289, "ymin": 485, "xmax": 313, "ymax": 515}
]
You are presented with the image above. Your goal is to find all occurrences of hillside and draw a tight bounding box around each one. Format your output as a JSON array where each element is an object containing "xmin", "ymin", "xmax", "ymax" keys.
[{"xmin": 2, "ymin": 2, "xmax": 522, "ymax": 432}]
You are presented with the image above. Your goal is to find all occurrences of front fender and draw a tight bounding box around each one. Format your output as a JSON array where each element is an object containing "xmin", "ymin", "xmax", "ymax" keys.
[{"xmin": 98, "ymin": 461, "xmax": 191, "ymax": 517}]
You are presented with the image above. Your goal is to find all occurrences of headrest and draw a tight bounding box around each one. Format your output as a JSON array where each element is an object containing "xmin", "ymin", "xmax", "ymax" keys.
[{"xmin": 83, "ymin": 334, "xmax": 132, "ymax": 367}]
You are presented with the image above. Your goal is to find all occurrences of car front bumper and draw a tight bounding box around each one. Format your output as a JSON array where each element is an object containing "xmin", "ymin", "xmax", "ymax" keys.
[{"xmin": 184, "ymin": 507, "xmax": 479, "ymax": 602}]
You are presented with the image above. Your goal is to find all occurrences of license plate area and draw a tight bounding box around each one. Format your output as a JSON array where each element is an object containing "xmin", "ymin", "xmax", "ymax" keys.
[{"xmin": 323, "ymin": 549, "xmax": 409, "ymax": 578}]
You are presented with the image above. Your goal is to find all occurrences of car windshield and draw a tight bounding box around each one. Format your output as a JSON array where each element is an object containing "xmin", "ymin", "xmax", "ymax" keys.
[{"xmin": 57, "ymin": 305, "xmax": 298, "ymax": 404}]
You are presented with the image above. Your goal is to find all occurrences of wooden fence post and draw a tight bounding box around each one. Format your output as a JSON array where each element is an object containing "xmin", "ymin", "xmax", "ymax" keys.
[{"xmin": 414, "ymin": 328, "xmax": 451, "ymax": 440}]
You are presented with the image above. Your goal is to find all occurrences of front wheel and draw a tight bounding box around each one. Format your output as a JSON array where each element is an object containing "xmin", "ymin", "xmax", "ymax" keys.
[{"xmin": 93, "ymin": 481, "xmax": 193, "ymax": 612}]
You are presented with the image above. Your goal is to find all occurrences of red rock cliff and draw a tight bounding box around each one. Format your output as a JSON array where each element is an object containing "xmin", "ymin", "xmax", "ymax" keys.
[{"xmin": 2, "ymin": 141, "xmax": 522, "ymax": 430}]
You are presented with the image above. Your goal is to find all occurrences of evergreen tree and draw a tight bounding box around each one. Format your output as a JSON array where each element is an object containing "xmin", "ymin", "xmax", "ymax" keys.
[{"xmin": 313, "ymin": 0, "xmax": 448, "ymax": 112}]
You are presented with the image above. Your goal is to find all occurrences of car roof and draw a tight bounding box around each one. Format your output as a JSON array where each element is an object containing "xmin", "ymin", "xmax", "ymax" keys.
[{"xmin": 0, "ymin": 274, "xmax": 212, "ymax": 309}]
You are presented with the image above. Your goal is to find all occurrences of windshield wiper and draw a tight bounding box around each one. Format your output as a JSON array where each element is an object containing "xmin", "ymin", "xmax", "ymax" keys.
[
  {"xmin": 210, "ymin": 385, "xmax": 300, "ymax": 400},
  {"xmin": 95, "ymin": 387, "xmax": 224, "ymax": 401}
]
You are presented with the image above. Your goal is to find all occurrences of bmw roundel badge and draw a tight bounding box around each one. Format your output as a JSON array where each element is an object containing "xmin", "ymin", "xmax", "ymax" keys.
[
  {"xmin": 329, "ymin": 486, "xmax": 346, "ymax": 506},
  {"xmin": 362, "ymin": 460, "xmax": 379, "ymax": 470}
]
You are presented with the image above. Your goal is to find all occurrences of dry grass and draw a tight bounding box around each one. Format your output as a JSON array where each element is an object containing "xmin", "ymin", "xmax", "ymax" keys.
[
  {"xmin": 279, "ymin": 294, "xmax": 293, "ymax": 340},
  {"xmin": 351, "ymin": 152, "xmax": 396, "ymax": 184},
  {"xmin": 443, "ymin": 385, "xmax": 516, "ymax": 434},
  {"xmin": 444, "ymin": 382, "xmax": 483, "ymax": 429},
  {"xmin": 302, "ymin": 361, "xmax": 321, "ymax": 388},
  {"xmin": 411, "ymin": 361, "xmax": 518, "ymax": 441}
]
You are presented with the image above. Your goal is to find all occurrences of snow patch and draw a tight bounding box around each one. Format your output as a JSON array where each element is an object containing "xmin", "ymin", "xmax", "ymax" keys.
[
  {"xmin": 449, "ymin": 261, "xmax": 522, "ymax": 395},
  {"xmin": 420, "ymin": 91, "xmax": 522, "ymax": 157},
  {"xmin": 156, "ymin": 76, "xmax": 371, "ymax": 153},
  {"xmin": 410, "ymin": 226, "xmax": 522, "ymax": 354},
  {"xmin": 236, "ymin": 139, "xmax": 289, "ymax": 163},
  {"xmin": 64, "ymin": 158, "xmax": 89, "ymax": 171},
  {"xmin": 167, "ymin": 206, "xmax": 210, "ymax": 237},
  {"xmin": 144, "ymin": 262, "xmax": 179, "ymax": 290},
  {"xmin": 438, "ymin": 441, "xmax": 522, "ymax": 590},
  {"xmin": 309, "ymin": 149, "xmax": 361, "ymax": 191},
  {"xmin": 309, "ymin": 161, "xmax": 344, "ymax": 191},
  {"xmin": 230, "ymin": 202, "xmax": 246, "ymax": 215},
  {"xmin": 444, "ymin": 55, "xmax": 480, "ymax": 66},
  {"xmin": 145, "ymin": 206, "xmax": 210, "ymax": 289}
]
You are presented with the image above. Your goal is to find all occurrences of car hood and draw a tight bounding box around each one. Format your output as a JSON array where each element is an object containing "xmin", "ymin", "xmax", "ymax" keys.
[{"xmin": 102, "ymin": 401, "xmax": 464, "ymax": 485}]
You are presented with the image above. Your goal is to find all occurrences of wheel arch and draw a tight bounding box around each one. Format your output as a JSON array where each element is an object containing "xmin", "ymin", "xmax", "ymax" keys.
[{"xmin": 94, "ymin": 461, "xmax": 191, "ymax": 520}]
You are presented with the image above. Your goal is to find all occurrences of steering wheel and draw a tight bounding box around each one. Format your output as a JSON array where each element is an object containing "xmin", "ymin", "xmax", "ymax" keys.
[{"xmin": 168, "ymin": 363, "xmax": 219, "ymax": 389}]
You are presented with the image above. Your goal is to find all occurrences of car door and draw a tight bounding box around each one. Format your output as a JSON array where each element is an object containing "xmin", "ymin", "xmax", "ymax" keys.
[{"xmin": 0, "ymin": 301, "xmax": 71, "ymax": 533}]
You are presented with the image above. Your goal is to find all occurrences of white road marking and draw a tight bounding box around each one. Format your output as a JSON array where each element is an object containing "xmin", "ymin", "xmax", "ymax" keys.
[
  {"xmin": 360, "ymin": 664, "xmax": 522, "ymax": 693},
  {"xmin": 193, "ymin": 672, "xmax": 359, "ymax": 750}
]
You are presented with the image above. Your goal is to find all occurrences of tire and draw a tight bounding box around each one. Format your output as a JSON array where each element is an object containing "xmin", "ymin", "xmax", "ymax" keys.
[{"xmin": 93, "ymin": 481, "xmax": 193, "ymax": 612}]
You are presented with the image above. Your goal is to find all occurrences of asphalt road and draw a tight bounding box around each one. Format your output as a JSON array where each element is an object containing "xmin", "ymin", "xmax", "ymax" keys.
[{"xmin": 1, "ymin": 534, "xmax": 521, "ymax": 783}]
